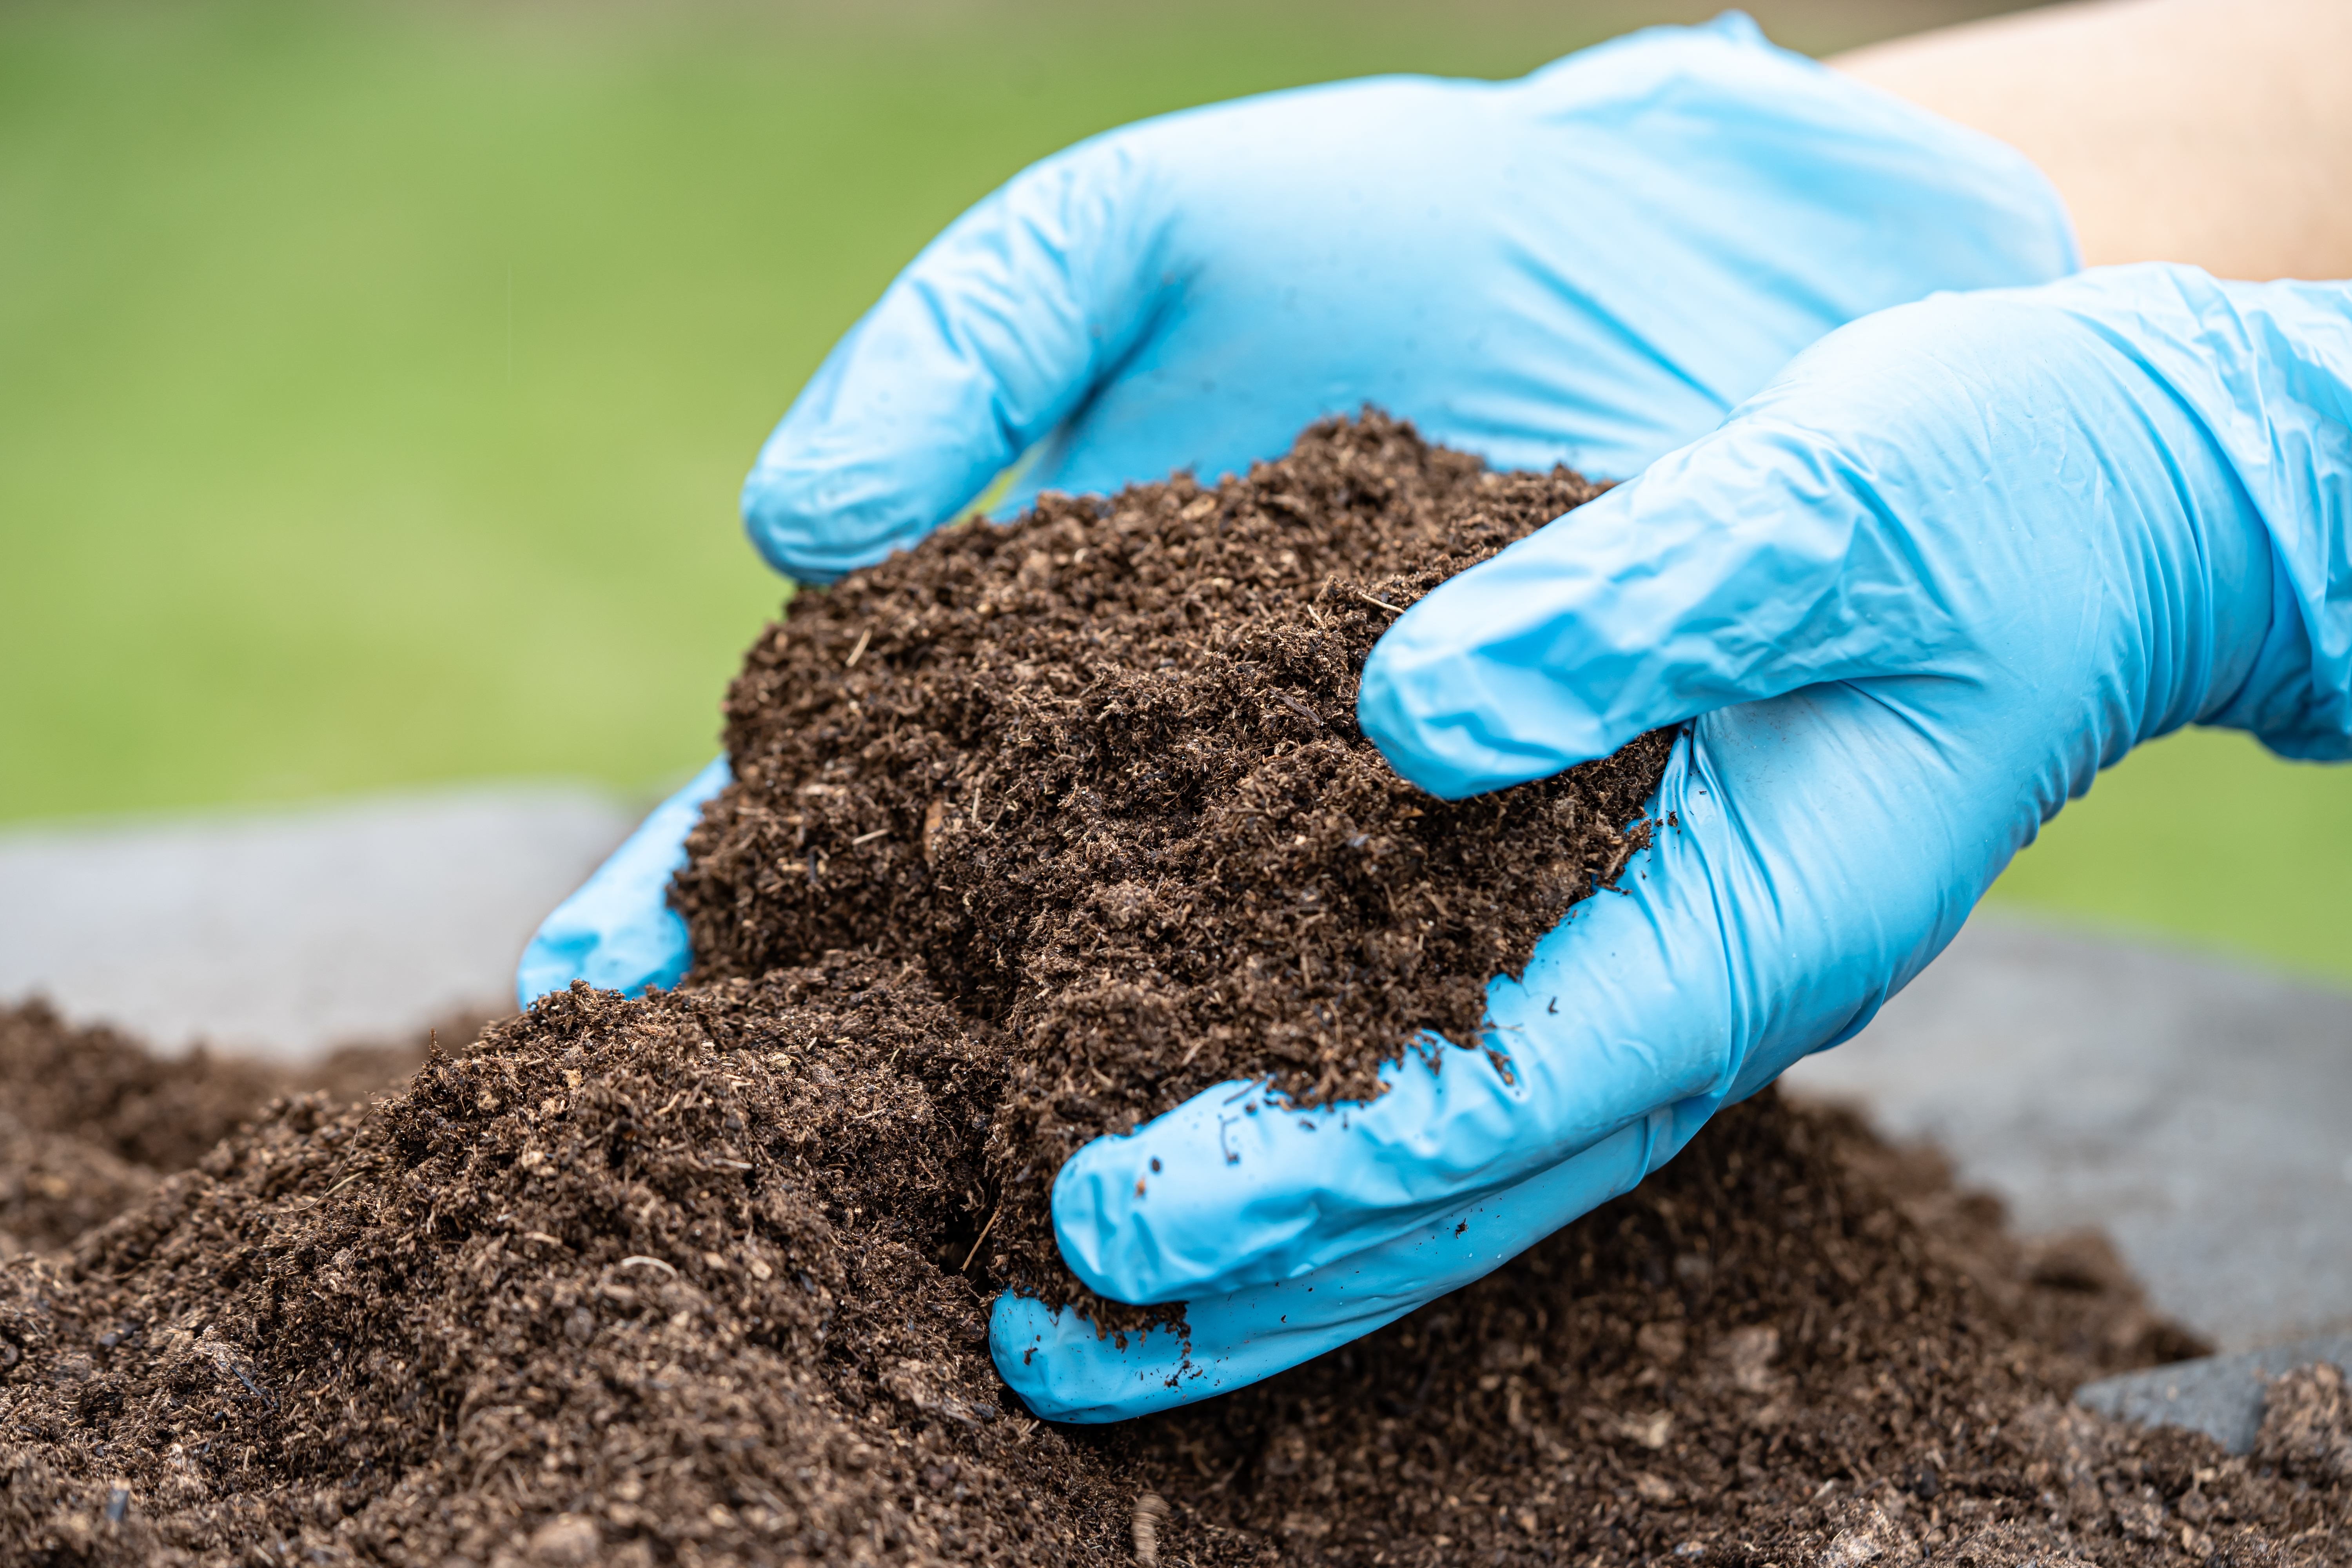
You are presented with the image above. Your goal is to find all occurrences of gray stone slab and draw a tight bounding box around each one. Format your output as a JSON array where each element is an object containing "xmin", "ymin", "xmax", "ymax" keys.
[
  {"xmin": 0, "ymin": 784, "xmax": 637, "ymax": 1060},
  {"xmin": 1782, "ymin": 911, "xmax": 2352, "ymax": 1354},
  {"xmin": 2075, "ymin": 1335, "xmax": 2352, "ymax": 1455}
]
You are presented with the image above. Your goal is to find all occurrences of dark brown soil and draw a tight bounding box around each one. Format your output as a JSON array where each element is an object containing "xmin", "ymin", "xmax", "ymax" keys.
[
  {"xmin": 4, "ymin": 413, "xmax": 2347, "ymax": 1566},
  {"xmin": 0, "ymin": 1001, "xmax": 437, "ymax": 1254},
  {"xmin": 4, "ymin": 988, "xmax": 2347, "ymax": 1568},
  {"xmin": 672, "ymin": 412, "xmax": 1671, "ymax": 1314}
]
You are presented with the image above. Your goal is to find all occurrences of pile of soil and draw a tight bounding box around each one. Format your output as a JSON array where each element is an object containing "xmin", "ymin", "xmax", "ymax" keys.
[
  {"xmin": 4, "ymin": 990, "xmax": 2346, "ymax": 1568},
  {"xmin": 672, "ymin": 413, "xmax": 1670, "ymax": 1314},
  {"xmin": 0, "ymin": 1001, "xmax": 433, "ymax": 1256},
  {"xmin": 3, "ymin": 414, "xmax": 2347, "ymax": 1566}
]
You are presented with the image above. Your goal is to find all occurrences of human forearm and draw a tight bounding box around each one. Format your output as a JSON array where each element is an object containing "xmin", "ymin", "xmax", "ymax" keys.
[{"xmin": 1833, "ymin": 0, "xmax": 2352, "ymax": 281}]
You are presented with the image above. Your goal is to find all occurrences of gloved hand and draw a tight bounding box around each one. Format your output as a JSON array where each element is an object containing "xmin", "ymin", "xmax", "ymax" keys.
[
  {"xmin": 740, "ymin": 13, "xmax": 2072, "ymax": 581},
  {"xmin": 999, "ymin": 266, "xmax": 2352, "ymax": 1419},
  {"xmin": 519, "ymin": 15, "xmax": 2069, "ymax": 1029},
  {"xmin": 517, "ymin": 15, "xmax": 2081, "ymax": 1403}
]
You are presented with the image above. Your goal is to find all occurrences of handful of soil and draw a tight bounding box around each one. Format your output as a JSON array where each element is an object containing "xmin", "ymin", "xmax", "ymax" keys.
[{"xmin": 673, "ymin": 411, "xmax": 1671, "ymax": 1313}]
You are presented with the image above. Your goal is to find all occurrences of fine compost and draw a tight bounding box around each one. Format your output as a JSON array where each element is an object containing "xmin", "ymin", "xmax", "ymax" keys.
[
  {"xmin": 3, "ymin": 414, "xmax": 2347, "ymax": 1567},
  {"xmin": 670, "ymin": 411, "xmax": 1668, "ymax": 1318},
  {"xmin": 8, "ymin": 995, "xmax": 2348, "ymax": 1568}
]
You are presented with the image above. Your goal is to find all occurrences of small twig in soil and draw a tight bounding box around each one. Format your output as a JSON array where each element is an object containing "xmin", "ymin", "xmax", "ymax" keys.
[
  {"xmin": 321, "ymin": 1168, "xmax": 374, "ymax": 1199},
  {"xmin": 848, "ymin": 826, "xmax": 890, "ymax": 846},
  {"xmin": 959, "ymin": 1205, "xmax": 1002, "ymax": 1273},
  {"xmin": 523, "ymin": 1231, "xmax": 567, "ymax": 1249},
  {"xmin": 843, "ymin": 627, "xmax": 871, "ymax": 668},
  {"xmin": 1354, "ymin": 590, "xmax": 1405, "ymax": 614},
  {"xmin": 619, "ymin": 1255, "xmax": 678, "ymax": 1278}
]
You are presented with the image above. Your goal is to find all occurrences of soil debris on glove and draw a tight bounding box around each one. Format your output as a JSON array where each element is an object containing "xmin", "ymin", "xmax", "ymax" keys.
[{"xmin": 673, "ymin": 411, "xmax": 1671, "ymax": 1318}]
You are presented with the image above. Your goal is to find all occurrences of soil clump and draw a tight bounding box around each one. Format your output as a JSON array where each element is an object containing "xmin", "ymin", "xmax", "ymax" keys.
[{"xmin": 672, "ymin": 412, "xmax": 1670, "ymax": 1312}]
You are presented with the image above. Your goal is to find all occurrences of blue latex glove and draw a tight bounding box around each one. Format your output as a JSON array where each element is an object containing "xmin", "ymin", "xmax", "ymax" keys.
[
  {"xmin": 514, "ymin": 757, "xmax": 731, "ymax": 1009},
  {"xmin": 741, "ymin": 13, "xmax": 2073, "ymax": 583},
  {"xmin": 998, "ymin": 266, "xmax": 2352, "ymax": 1419}
]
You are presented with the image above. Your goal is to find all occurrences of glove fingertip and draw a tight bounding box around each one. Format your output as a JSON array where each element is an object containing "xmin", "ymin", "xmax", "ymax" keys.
[
  {"xmin": 989, "ymin": 1293, "xmax": 1197, "ymax": 1425},
  {"xmin": 514, "ymin": 759, "xmax": 731, "ymax": 1007},
  {"xmin": 1356, "ymin": 608, "xmax": 1613, "ymax": 799},
  {"xmin": 739, "ymin": 443, "xmax": 962, "ymax": 587}
]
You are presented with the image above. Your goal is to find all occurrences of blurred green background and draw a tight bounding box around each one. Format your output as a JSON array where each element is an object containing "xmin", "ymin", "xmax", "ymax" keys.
[{"xmin": 5, "ymin": 0, "xmax": 2348, "ymax": 980}]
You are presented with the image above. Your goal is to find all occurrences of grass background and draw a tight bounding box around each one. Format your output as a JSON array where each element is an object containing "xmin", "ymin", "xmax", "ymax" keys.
[{"xmin": 5, "ymin": 0, "xmax": 2349, "ymax": 981}]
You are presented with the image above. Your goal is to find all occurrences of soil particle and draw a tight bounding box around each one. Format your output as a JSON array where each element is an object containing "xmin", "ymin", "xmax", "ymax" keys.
[
  {"xmin": 1133, "ymin": 1489, "xmax": 1169, "ymax": 1565},
  {"xmin": 672, "ymin": 412, "xmax": 1670, "ymax": 1316}
]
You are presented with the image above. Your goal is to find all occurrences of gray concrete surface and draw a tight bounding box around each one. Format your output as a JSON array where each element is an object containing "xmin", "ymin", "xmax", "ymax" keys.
[
  {"xmin": 2075, "ymin": 1335, "xmax": 2352, "ymax": 1455},
  {"xmin": 1784, "ymin": 913, "xmax": 2352, "ymax": 1355},
  {"xmin": 0, "ymin": 784, "xmax": 637, "ymax": 1059}
]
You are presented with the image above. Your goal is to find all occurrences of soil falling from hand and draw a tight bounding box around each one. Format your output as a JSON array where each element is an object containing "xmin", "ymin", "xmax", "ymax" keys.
[{"xmin": 4, "ymin": 413, "xmax": 2347, "ymax": 1566}]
